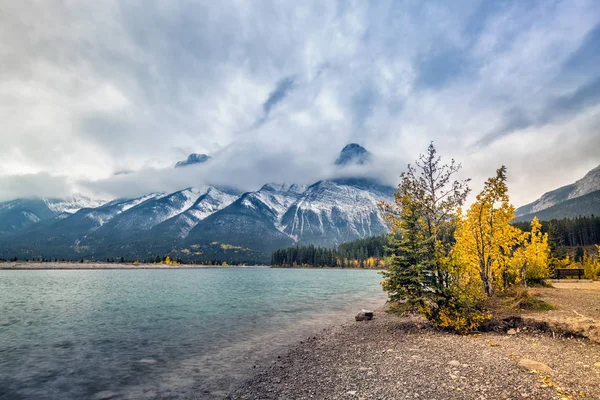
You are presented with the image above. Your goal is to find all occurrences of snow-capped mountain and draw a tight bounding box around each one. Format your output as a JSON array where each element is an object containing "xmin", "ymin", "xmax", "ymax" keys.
[
  {"xmin": 0, "ymin": 195, "xmax": 108, "ymax": 236},
  {"xmin": 183, "ymin": 183, "xmax": 308, "ymax": 253},
  {"xmin": 516, "ymin": 164, "xmax": 600, "ymax": 219},
  {"xmin": 151, "ymin": 187, "xmax": 239, "ymax": 239},
  {"xmin": 0, "ymin": 144, "xmax": 396, "ymax": 262},
  {"xmin": 281, "ymin": 178, "xmax": 394, "ymax": 246},
  {"xmin": 44, "ymin": 195, "xmax": 108, "ymax": 215},
  {"xmin": 90, "ymin": 188, "xmax": 203, "ymax": 236},
  {"xmin": 175, "ymin": 153, "xmax": 211, "ymax": 168}
]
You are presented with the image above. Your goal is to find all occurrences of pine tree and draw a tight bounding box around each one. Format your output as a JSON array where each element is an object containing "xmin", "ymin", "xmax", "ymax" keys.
[{"xmin": 380, "ymin": 143, "xmax": 470, "ymax": 310}]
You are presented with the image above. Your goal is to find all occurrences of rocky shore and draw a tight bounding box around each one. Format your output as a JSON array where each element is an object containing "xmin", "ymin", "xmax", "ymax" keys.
[{"xmin": 231, "ymin": 310, "xmax": 600, "ymax": 399}]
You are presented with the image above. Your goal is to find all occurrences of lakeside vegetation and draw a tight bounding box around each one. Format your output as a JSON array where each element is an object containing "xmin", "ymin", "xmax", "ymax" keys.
[{"xmin": 378, "ymin": 143, "xmax": 600, "ymax": 333}]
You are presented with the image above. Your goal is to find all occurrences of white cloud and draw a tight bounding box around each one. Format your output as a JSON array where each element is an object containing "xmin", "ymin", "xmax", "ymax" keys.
[{"xmin": 0, "ymin": 0, "xmax": 599, "ymax": 208}]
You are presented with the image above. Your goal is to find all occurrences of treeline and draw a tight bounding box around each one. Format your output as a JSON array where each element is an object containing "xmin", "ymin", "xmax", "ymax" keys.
[
  {"xmin": 514, "ymin": 215, "xmax": 600, "ymax": 248},
  {"xmin": 271, "ymin": 236, "xmax": 389, "ymax": 268}
]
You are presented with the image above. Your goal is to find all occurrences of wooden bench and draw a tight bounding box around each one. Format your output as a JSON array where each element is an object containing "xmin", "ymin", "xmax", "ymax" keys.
[{"xmin": 555, "ymin": 268, "xmax": 584, "ymax": 279}]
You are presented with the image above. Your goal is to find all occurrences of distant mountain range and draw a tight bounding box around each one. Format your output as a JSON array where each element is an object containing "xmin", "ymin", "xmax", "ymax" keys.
[
  {"xmin": 3, "ymin": 145, "xmax": 597, "ymax": 262},
  {"xmin": 515, "ymin": 164, "xmax": 600, "ymax": 221},
  {"xmin": 0, "ymin": 144, "xmax": 394, "ymax": 263}
]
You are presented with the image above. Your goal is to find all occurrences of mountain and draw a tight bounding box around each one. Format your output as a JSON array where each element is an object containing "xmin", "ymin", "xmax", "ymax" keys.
[
  {"xmin": 175, "ymin": 153, "xmax": 211, "ymax": 168},
  {"xmin": 280, "ymin": 178, "xmax": 394, "ymax": 247},
  {"xmin": 0, "ymin": 144, "xmax": 395, "ymax": 263},
  {"xmin": 515, "ymin": 189, "xmax": 600, "ymax": 222},
  {"xmin": 335, "ymin": 143, "xmax": 372, "ymax": 166},
  {"xmin": 0, "ymin": 195, "xmax": 107, "ymax": 236},
  {"xmin": 516, "ymin": 164, "xmax": 600, "ymax": 219},
  {"xmin": 149, "ymin": 187, "xmax": 239, "ymax": 239},
  {"xmin": 182, "ymin": 184, "xmax": 307, "ymax": 256},
  {"xmin": 87, "ymin": 188, "xmax": 203, "ymax": 242}
]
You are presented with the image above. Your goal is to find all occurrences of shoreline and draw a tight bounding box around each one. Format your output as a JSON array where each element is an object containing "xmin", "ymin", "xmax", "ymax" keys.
[
  {"xmin": 0, "ymin": 262, "xmax": 383, "ymax": 271},
  {"xmin": 0, "ymin": 262, "xmax": 268, "ymax": 270},
  {"xmin": 230, "ymin": 308, "xmax": 600, "ymax": 399}
]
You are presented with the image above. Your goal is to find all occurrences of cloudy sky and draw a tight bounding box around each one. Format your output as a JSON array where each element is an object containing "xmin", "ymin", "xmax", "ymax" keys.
[{"xmin": 1, "ymin": 0, "xmax": 599, "ymax": 206}]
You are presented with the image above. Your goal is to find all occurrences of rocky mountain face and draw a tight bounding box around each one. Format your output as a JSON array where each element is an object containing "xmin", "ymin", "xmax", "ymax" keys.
[
  {"xmin": 334, "ymin": 143, "xmax": 372, "ymax": 165},
  {"xmin": 515, "ymin": 164, "xmax": 600, "ymax": 221},
  {"xmin": 174, "ymin": 153, "xmax": 211, "ymax": 168},
  {"xmin": 0, "ymin": 145, "xmax": 395, "ymax": 263},
  {"xmin": 281, "ymin": 178, "xmax": 393, "ymax": 247}
]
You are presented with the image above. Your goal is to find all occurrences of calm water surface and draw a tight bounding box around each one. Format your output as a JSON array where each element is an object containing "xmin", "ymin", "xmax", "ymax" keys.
[{"xmin": 0, "ymin": 268, "xmax": 385, "ymax": 399}]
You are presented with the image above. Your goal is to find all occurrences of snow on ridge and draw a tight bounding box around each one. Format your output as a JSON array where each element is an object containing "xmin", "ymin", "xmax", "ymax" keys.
[
  {"xmin": 282, "ymin": 180, "xmax": 392, "ymax": 237},
  {"xmin": 45, "ymin": 195, "xmax": 109, "ymax": 215}
]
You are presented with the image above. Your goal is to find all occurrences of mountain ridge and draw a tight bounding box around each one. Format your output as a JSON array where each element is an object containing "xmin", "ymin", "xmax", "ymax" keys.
[
  {"xmin": 515, "ymin": 164, "xmax": 600, "ymax": 218},
  {"xmin": 0, "ymin": 145, "xmax": 396, "ymax": 263}
]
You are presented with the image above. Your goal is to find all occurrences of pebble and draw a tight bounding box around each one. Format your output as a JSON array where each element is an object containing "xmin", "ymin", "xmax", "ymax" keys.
[{"xmin": 448, "ymin": 360, "xmax": 461, "ymax": 367}]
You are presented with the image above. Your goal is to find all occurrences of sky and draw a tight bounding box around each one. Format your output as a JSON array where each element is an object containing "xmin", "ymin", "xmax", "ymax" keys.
[{"xmin": 1, "ymin": 0, "xmax": 600, "ymax": 207}]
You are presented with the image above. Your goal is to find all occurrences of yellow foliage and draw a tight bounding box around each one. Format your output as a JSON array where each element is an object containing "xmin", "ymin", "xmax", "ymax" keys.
[
  {"xmin": 582, "ymin": 246, "xmax": 600, "ymax": 280},
  {"xmin": 163, "ymin": 256, "xmax": 177, "ymax": 265},
  {"xmin": 512, "ymin": 217, "xmax": 550, "ymax": 284},
  {"xmin": 453, "ymin": 166, "xmax": 522, "ymax": 296}
]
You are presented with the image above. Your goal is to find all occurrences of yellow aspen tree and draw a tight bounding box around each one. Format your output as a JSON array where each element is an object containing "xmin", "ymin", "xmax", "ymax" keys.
[
  {"xmin": 522, "ymin": 217, "xmax": 550, "ymax": 285},
  {"xmin": 453, "ymin": 166, "xmax": 521, "ymax": 297}
]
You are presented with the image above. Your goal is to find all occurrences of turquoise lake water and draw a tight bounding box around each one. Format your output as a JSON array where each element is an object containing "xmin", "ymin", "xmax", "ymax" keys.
[{"xmin": 0, "ymin": 268, "xmax": 386, "ymax": 399}]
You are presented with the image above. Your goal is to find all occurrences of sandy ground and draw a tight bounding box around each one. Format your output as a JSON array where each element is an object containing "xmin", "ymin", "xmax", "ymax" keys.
[{"xmin": 524, "ymin": 280, "xmax": 600, "ymax": 343}]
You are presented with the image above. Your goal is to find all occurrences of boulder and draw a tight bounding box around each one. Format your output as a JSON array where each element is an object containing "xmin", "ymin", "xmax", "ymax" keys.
[
  {"xmin": 355, "ymin": 309, "xmax": 374, "ymax": 321},
  {"xmin": 518, "ymin": 359, "xmax": 552, "ymax": 373}
]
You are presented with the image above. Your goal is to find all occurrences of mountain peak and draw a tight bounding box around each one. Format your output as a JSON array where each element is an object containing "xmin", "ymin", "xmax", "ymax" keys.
[
  {"xmin": 175, "ymin": 153, "xmax": 211, "ymax": 168},
  {"xmin": 335, "ymin": 143, "xmax": 372, "ymax": 166}
]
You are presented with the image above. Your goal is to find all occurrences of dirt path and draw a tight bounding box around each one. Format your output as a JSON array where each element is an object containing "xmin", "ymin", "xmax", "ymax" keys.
[
  {"xmin": 524, "ymin": 281, "xmax": 600, "ymax": 343},
  {"xmin": 231, "ymin": 312, "xmax": 600, "ymax": 399}
]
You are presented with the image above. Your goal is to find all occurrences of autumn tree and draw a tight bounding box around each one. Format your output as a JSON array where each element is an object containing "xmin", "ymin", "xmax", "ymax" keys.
[
  {"xmin": 453, "ymin": 166, "xmax": 521, "ymax": 297},
  {"xmin": 521, "ymin": 217, "xmax": 551, "ymax": 285},
  {"xmin": 379, "ymin": 143, "xmax": 470, "ymax": 318}
]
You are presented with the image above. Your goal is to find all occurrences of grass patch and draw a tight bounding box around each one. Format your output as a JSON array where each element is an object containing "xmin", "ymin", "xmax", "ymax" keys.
[
  {"xmin": 385, "ymin": 301, "xmax": 413, "ymax": 316},
  {"xmin": 499, "ymin": 288, "xmax": 555, "ymax": 312}
]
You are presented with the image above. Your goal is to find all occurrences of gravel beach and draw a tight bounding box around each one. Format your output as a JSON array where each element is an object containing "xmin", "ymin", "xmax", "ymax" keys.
[{"xmin": 231, "ymin": 311, "xmax": 600, "ymax": 399}]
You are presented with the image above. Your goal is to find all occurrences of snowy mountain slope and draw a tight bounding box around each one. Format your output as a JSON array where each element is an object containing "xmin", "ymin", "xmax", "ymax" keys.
[
  {"xmin": 44, "ymin": 195, "xmax": 108, "ymax": 215},
  {"xmin": 516, "ymin": 164, "xmax": 600, "ymax": 217},
  {"xmin": 280, "ymin": 178, "xmax": 394, "ymax": 247},
  {"xmin": 150, "ymin": 187, "xmax": 239, "ymax": 239},
  {"xmin": 0, "ymin": 198, "xmax": 58, "ymax": 236},
  {"xmin": 184, "ymin": 184, "xmax": 307, "ymax": 253},
  {"xmin": 90, "ymin": 188, "xmax": 203, "ymax": 236}
]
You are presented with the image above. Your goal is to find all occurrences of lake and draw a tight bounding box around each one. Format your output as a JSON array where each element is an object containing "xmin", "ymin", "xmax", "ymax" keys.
[{"xmin": 0, "ymin": 267, "xmax": 386, "ymax": 399}]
